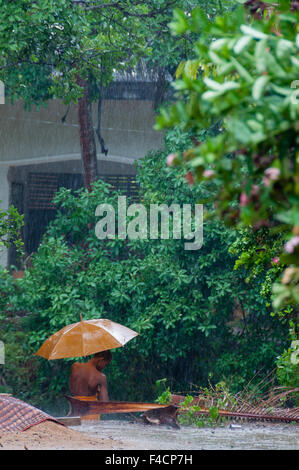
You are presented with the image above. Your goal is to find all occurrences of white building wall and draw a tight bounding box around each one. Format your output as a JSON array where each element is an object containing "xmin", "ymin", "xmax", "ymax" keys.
[
  {"xmin": 0, "ymin": 99, "xmax": 163, "ymax": 164},
  {"xmin": 0, "ymin": 98, "xmax": 164, "ymax": 267}
]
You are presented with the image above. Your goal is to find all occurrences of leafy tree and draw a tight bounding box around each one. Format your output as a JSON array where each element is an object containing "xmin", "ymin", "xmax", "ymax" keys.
[
  {"xmin": 0, "ymin": 0, "xmax": 163, "ymax": 187},
  {"xmin": 0, "ymin": 0, "xmax": 294, "ymax": 408},
  {"xmin": 155, "ymin": 1, "xmax": 299, "ymax": 315},
  {"xmin": 0, "ymin": 131, "xmax": 289, "ymax": 409},
  {"xmin": 0, "ymin": 0, "xmax": 235, "ymax": 188}
]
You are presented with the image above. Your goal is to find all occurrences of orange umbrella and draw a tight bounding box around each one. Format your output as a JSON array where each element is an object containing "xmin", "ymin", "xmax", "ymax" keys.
[{"xmin": 36, "ymin": 316, "xmax": 139, "ymax": 360}]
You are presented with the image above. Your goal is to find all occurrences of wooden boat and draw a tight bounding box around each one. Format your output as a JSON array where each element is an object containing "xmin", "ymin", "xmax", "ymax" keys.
[{"xmin": 65, "ymin": 395, "xmax": 179, "ymax": 424}]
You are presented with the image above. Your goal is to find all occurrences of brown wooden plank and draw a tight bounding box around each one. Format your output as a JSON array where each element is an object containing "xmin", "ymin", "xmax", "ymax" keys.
[
  {"xmin": 65, "ymin": 396, "xmax": 169, "ymax": 415},
  {"xmin": 55, "ymin": 416, "xmax": 81, "ymax": 426}
]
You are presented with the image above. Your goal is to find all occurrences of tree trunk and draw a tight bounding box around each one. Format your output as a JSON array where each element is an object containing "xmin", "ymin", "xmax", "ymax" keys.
[{"xmin": 77, "ymin": 78, "xmax": 98, "ymax": 191}]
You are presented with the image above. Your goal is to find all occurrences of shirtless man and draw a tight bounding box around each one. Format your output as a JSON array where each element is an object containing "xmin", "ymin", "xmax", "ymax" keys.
[{"xmin": 69, "ymin": 350, "xmax": 112, "ymax": 401}]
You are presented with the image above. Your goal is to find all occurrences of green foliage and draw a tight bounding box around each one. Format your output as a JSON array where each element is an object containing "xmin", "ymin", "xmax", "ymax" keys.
[
  {"xmin": 0, "ymin": 202, "xmax": 24, "ymax": 257},
  {"xmin": 0, "ymin": 2, "xmax": 294, "ymax": 409},
  {"xmin": 156, "ymin": 3, "xmax": 299, "ymax": 312},
  {"xmin": 177, "ymin": 396, "xmax": 205, "ymax": 427},
  {"xmin": 163, "ymin": 382, "xmax": 233, "ymax": 427},
  {"xmin": 0, "ymin": 1, "xmax": 160, "ymax": 106},
  {"xmin": 276, "ymin": 326, "xmax": 299, "ymax": 390},
  {"xmin": 0, "ymin": 131, "xmax": 290, "ymax": 410},
  {"xmin": 155, "ymin": 2, "xmax": 298, "ymax": 391},
  {"xmin": 277, "ymin": 349, "xmax": 299, "ymax": 389},
  {"xmin": 0, "ymin": 203, "xmax": 24, "ymax": 396},
  {"xmin": 0, "ymin": 0, "xmax": 236, "ymax": 111},
  {"xmin": 155, "ymin": 378, "xmax": 172, "ymax": 404}
]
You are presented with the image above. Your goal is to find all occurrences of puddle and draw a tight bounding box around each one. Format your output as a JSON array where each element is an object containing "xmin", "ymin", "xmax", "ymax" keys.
[{"xmin": 70, "ymin": 418, "xmax": 299, "ymax": 450}]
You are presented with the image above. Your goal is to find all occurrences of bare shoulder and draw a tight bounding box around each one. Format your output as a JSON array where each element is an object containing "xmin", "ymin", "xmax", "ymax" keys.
[{"xmin": 90, "ymin": 369, "xmax": 107, "ymax": 386}]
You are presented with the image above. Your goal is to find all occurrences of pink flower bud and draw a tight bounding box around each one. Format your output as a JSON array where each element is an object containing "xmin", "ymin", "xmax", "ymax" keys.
[
  {"xmin": 203, "ymin": 169, "xmax": 215, "ymax": 178},
  {"xmin": 285, "ymin": 236, "xmax": 299, "ymax": 254},
  {"xmin": 166, "ymin": 153, "xmax": 176, "ymax": 167},
  {"xmin": 263, "ymin": 168, "xmax": 280, "ymax": 187},
  {"xmin": 265, "ymin": 167, "xmax": 280, "ymax": 180},
  {"xmin": 264, "ymin": 167, "xmax": 280, "ymax": 180},
  {"xmin": 240, "ymin": 192, "xmax": 249, "ymax": 207},
  {"xmin": 272, "ymin": 257, "xmax": 279, "ymax": 264}
]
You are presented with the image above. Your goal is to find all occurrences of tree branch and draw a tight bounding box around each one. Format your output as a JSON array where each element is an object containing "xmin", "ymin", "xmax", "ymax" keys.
[{"xmin": 96, "ymin": 83, "xmax": 108, "ymax": 156}]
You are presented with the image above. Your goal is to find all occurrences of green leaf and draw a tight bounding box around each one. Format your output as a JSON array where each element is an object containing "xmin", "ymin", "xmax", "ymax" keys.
[
  {"xmin": 240, "ymin": 25, "xmax": 268, "ymax": 40},
  {"xmin": 233, "ymin": 35, "xmax": 252, "ymax": 55},
  {"xmin": 276, "ymin": 209, "xmax": 299, "ymax": 226},
  {"xmin": 169, "ymin": 8, "xmax": 189, "ymax": 35},
  {"xmin": 231, "ymin": 57, "xmax": 254, "ymax": 83},
  {"xmin": 210, "ymin": 38, "xmax": 229, "ymax": 52},
  {"xmin": 191, "ymin": 7, "xmax": 209, "ymax": 32},
  {"xmin": 209, "ymin": 406, "xmax": 219, "ymax": 420},
  {"xmin": 270, "ymin": 83, "xmax": 292, "ymax": 97},
  {"xmin": 203, "ymin": 77, "xmax": 223, "ymax": 91},
  {"xmin": 276, "ymin": 39, "xmax": 294, "ymax": 60},
  {"xmin": 265, "ymin": 52, "xmax": 288, "ymax": 78},
  {"xmin": 175, "ymin": 61, "xmax": 185, "ymax": 79},
  {"xmin": 202, "ymin": 81, "xmax": 240, "ymax": 100},
  {"xmin": 254, "ymin": 38, "xmax": 268, "ymax": 74},
  {"xmin": 184, "ymin": 60, "xmax": 199, "ymax": 79},
  {"xmin": 208, "ymin": 50, "xmax": 226, "ymax": 66},
  {"xmin": 227, "ymin": 119, "xmax": 252, "ymax": 144},
  {"xmin": 252, "ymin": 75, "xmax": 269, "ymax": 100}
]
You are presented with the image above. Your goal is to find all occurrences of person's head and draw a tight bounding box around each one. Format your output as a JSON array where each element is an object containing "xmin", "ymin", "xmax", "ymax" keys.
[{"xmin": 91, "ymin": 350, "xmax": 112, "ymax": 370}]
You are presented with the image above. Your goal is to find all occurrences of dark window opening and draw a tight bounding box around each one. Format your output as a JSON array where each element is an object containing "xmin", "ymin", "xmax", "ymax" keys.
[{"xmin": 10, "ymin": 172, "xmax": 140, "ymax": 260}]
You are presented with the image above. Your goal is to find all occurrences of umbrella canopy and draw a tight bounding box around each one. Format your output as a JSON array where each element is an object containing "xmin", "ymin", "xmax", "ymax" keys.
[{"xmin": 36, "ymin": 317, "xmax": 139, "ymax": 360}]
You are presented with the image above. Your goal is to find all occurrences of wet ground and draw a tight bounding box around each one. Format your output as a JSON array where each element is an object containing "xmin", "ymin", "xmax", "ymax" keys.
[{"xmin": 70, "ymin": 418, "xmax": 299, "ymax": 450}]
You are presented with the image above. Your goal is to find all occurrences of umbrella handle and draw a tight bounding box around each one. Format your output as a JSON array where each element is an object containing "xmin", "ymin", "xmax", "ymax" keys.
[{"xmin": 80, "ymin": 313, "xmax": 83, "ymax": 322}]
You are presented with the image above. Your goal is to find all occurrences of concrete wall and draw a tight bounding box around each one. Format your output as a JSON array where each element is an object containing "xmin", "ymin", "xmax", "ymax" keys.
[
  {"xmin": 0, "ymin": 99, "xmax": 163, "ymax": 165},
  {"xmin": 0, "ymin": 98, "xmax": 164, "ymax": 267}
]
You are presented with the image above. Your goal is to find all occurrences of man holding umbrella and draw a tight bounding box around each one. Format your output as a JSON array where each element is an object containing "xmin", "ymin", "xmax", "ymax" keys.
[{"xmin": 36, "ymin": 316, "xmax": 138, "ymax": 402}]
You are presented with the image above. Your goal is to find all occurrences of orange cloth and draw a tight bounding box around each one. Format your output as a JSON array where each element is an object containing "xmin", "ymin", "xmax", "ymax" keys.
[{"xmin": 72, "ymin": 395, "xmax": 98, "ymax": 402}]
